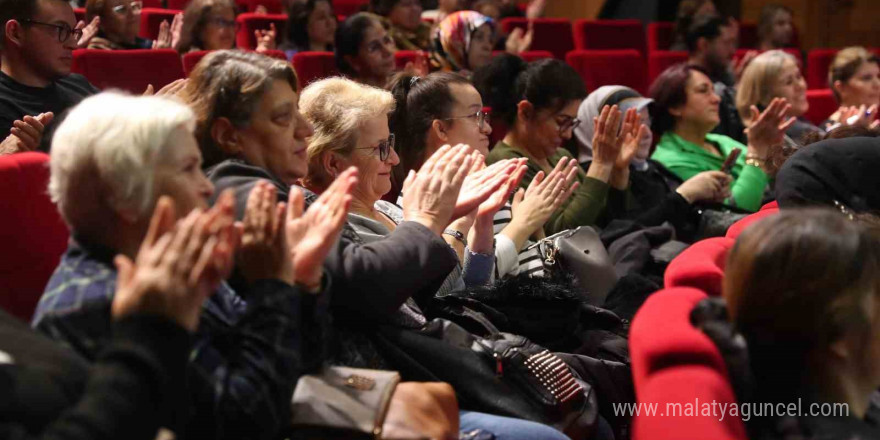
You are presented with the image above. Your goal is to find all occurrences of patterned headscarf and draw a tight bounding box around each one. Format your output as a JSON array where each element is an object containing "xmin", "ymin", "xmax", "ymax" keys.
[{"xmin": 430, "ymin": 11, "xmax": 494, "ymax": 73}]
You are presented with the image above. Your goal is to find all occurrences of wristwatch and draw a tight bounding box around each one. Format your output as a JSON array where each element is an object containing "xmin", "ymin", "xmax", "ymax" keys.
[{"xmin": 443, "ymin": 229, "xmax": 467, "ymax": 247}]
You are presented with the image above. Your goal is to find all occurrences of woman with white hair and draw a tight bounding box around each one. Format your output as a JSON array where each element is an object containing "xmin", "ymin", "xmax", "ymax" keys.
[{"xmin": 32, "ymin": 91, "xmax": 356, "ymax": 439}]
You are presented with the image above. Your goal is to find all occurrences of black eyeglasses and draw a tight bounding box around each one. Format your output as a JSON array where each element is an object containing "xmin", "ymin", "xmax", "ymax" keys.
[
  {"xmin": 554, "ymin": 115, "xmax": 581, "ymax": 134},
  {"xmin": 356, "ymin": 134, "xmax": 395, "ymax": 161},
  {"xmin": 20, "ymin": 20, "xmax": 83, "ymax": 43},
  {"xmin": 207, "ymin": 17, "xmax": 238, "ymax": 29},
  {"xmin": 444, "ymin": 110, "xmax": 491, "ymax": 129}
]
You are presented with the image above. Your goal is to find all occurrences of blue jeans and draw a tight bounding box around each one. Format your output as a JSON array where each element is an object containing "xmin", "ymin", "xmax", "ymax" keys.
[{"xmin": 459, "ymin": 411, "xmax": 571, "ymax": 440}]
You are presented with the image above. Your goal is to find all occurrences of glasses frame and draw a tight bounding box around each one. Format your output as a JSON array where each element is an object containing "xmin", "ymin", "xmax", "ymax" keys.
[
  {"xmin": 111, "ymin": 0, "xmax": 143, "ymax": 15},
  {"xmin": 355, "ymin": 133, "xmax": 395, "ymax": 161},
  {"xmin": 20, "ymin": 19, "xmax": 83, "ymax": 43},
  {"xmin": 443, "ymin": 109, "xmax": 491, "ymax": 130},
  {"xmin": 554, "ymin": 115, "xmax": 581, "ymax": 135}
]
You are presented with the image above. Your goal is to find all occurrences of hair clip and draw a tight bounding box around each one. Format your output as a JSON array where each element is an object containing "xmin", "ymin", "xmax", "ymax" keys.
[
  {"xmin": 410, "ymin": 76, "xmax": 421, "ymax": 87},
  {"xmin": 833, "ymin": 200, "xmax": 855, "ymax": 221}
]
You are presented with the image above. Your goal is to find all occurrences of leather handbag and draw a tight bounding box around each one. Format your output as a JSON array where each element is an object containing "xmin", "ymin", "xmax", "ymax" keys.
[{"xmin": 522, "ymin": 226, "xmax": 618, "ymax": 306}]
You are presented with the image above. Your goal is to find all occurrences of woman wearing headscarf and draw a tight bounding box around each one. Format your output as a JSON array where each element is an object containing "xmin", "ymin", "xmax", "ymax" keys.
[
  {"xmin": 575, "ymin": 85, "xmax": 731, "ymax": 238},
  {"xmin": 430, "ymin": 10, "xmax": 531, "ymax": 76}
]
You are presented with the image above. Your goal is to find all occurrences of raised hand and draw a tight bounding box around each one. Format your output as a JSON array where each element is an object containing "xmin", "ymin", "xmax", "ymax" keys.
[
  {"xmin": 401, "ymin": 144, "xmax": 477, "ymax": 236},
  {"xmin": 1, "ymin": 112, "xmax": 54, "ymax": 154},
  {"xmin": 675, "ymin": 171, "xmax": 732, "ymax": 204},
  {"xmin": 255, "ymin": 23, "xmax": 277, "ymax": 52},
  {"xmin": 236, "ymin": 181, "xmax": 291, "ymax": 284},
  {"xmin": 510, "ymin": 157, "xmax": 579, "ymax": 236},
  {"xmin": 590, "ymin": 105, "xmax": 625, "ymax": 167},
  {"xmin": 616, "ymin": 107, "xmax": 648, "ymax": 170},
  {"xmin": 455, "ymin": 153, "xmax": 515, "ymax": 219},
  {"xmin": 505, "ymin": 21, "xmax": 533, "ymax": 54},
  {"xmin": 170, "ymin": 12, "xmax": 184, "ymax": 50},
  {"xmin": 286, "ymin": 167, "xmax": 357, "ymax": 290},
  {"xmin": 152, "ymin": 19, "xmax": 172, "ymax": 49},
  {"xmin": 112, "ymin": 195, "xmax": 236, "ymax": 331},
  {"xmin": 745, "ymin": 97, "xmax": 796, "ymax": 159},
  {"xmin": 76, "ymin": 17, "xmax": 100, "ymax": 49}
]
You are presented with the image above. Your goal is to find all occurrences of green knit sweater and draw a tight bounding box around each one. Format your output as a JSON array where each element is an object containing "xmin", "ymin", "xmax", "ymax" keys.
[
  {"xmin": 487, "ymin": 141, "xmax": 613, "ymax": 235},
  {"xmin": 651, "ymin": 132, "xmax": 769, "ymax": 212}
]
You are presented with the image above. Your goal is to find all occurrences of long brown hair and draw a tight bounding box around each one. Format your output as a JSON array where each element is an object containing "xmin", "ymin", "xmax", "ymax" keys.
[{"xmin": 181, "ymin": 50, "xmax": 298, "ymax": 167}]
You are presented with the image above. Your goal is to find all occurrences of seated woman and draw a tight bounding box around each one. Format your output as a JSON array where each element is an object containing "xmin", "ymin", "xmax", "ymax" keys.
[
  {"xmin": 736, "ymin": 50, "xmax": 823, "ymax": 146},
  {"xmin": 650, "ymin": 64, "xmax": 792, "ymax": 212},
  {"xmin": 756, "ymin": 4, "xmax": 795, "ymax": 51},
  {"xmin": 474, "ymin": 54, "xmax": 632, "ymax": 235},
  {"xmin": 370, "ymin": 0, "xmax": 431, "ymax": 51},
  {"xmin": 824, "ymin": 47, "xmax": 880, "ymax": 130},
  {"xmin": 32, "ymin": 91, "xmax": 350, "ymax": 438},
  {"xmin": 429, "ymin": 11, "xmax": 494, "ymax": 75},
  {"xmin": 389, "ymin": 71, "xmax": 577, "ymax": 278},
  {"xmin": 279, "ymin": 0, "xmax": 337, "ymax": 59},
  {"xmin": 85, "ymin": 0, "xmax": 178, "ymax": 49},
  {"xmin": 724, "ymin": 209, "xmax": 880, "ymax": 439},
  {"xmin": 575, "ymin": 85, "xmax": 731, "ymax": 238},
  {"xmin": 336, "ymin": 12, "xmax": 398, "ymax": 88},
  {"xmin": 176, "ymin": 0, "xmax": 275, "ymax": 53}
]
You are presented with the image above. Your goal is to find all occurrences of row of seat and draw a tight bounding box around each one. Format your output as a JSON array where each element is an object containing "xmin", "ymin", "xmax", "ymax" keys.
[
  {"xmin": 630, "ymin": 203, "xmax": 780, "ymax": 440},
  {"xmin": 106, "ymin": 0, "xmax": 368, "ymax": 14}
]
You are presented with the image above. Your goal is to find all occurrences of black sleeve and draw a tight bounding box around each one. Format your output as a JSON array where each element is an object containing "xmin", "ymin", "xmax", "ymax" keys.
[
  {"xmin": 629, "ymin": 192, "xmax": 695, "ymax": 234},
  {"xmin": 0, "ymin": 315, "xmax": 191, "ymax": 440}
]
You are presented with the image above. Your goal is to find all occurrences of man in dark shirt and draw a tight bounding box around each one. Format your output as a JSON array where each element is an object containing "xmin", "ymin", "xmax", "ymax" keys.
[{"xmin": 0, "ymin": 0, "xmax": 99, "ymax": 153}]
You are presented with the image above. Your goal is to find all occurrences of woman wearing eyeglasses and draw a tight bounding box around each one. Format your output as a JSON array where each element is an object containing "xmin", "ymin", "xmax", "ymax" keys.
[
  {"xmin": 85, "ymin": 0, "xmax": 180, "ymax": 50},
  {"xmin": 177, "ymin": 0, "xmax": 275, "ymax": 54},
  {"xmin": 474, "ymin": 54, "xmax": 634, "ymax": 235}
]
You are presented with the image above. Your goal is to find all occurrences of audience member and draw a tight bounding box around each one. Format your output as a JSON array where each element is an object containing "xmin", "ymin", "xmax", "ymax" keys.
[
  {"xmin": 280, "ymin": 0, "xmax": 336, "ymax": 58},
  {"xmin": 670, "ymin": 0, "xmax": 717, "ymax": 51},
  {"xmin": 422, "ymin": 0, "xmax": 460, "ymax": 23},
  {"xmin": 575, "ymin": 86, "xmax": 731, "ymax": 238},
  {"xmin": 31, "ymin": 91, "xmax": 349, "ymax": 439},
  {"xmin": 84, "ymin": 0, "xmax": 181, "ymax": 50},
  {"xmin": 736, "ymin": 50, "xmax": 820, "ymax": 146},
  {"xmin": 336, "ymin": 12, "xmax": 397, "ymax": 88},
  {"xmin": 429, "ymin": 11, "xmax": 494, "ymax": 74},
  {"xmin": 649, "ymin": 64, "xmax": 792, "ymax": 212},
  {"xmin": 177, "ymin": 0, "xmax": 276, "ymax": 53},
  {"xmin": 370, "ymin": 0, "xmax": 430, "ymax": 51},
  {"xmin": 724, "ymin": 209, "xmax": 880, "ymax": 439},
  {"xmin": 825, "ymin": 47, "xmax": 880, "ymax": 130},
  {"xmin": 769, "ymin": 124, "xmax": 880, "ymax": 176},
  {"xmin": 0, "ymin": 0, "xmax": 99, "ymax": 154},
  {"xmin": 757, "ymin": 4, "xmax": 795, "ymax": 50},
  {"xmin": 475, "ymin": 54, "xmax": 634, "ymax": 235}
]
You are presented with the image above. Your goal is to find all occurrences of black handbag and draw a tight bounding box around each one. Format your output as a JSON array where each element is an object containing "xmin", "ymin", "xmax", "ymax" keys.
[{"xmin": 522, "ymin": 226, "xmax": 618, "ymax": 306}]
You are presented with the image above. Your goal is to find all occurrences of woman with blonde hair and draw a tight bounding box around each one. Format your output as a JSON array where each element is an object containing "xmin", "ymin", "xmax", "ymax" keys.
[{"xmin": 824, "ymin": 47, "xmax": 880, "ymax": 130}]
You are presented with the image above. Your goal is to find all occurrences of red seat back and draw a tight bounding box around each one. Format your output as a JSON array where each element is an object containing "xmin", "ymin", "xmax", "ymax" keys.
[
  {"xmin": 664, "ymin": 237, "xmax": 734, "ymax": 297},
  {"xmin": 74, "ymin": 7, "xmax": 85, "ymax": 23},
  {"xmin": 394, "ymin": 50, "xmax": 419, "ymax": 70},
  {"xmin": 0, "ymin": 153, "xmax": 69, "ymax": 322},
  {"xmin": 630, "ymin": 287, "xmax": 728, "ymax": 393},
  {"xmin": 499, "ymin": 18, "xmax": 573, "ymax": 60},
  {"xmin": 566, "ymin": 49, "xmax": 647, "ymax": 94},
  {"xmin": 573, "ymin": 19, "xmax": 645, "ymax": 55},
  {"xmin": 183, "ymin": 49, "xmax": 287, "ymax": 76},
  {"xmin": 806, "ymin": 49, "xmax": 839, "ymax": 89},
  {"xmin": 332, "ymin": 0, "xmax": 368, "ymax": 16},
  {"xmin": 142, "ymin": 0, "xmax": 162, "ymax": 7},
  {"xmin": 236, "ymin": 0, "xmax": 284, "ymax": 13},
  {"xmin": 648, "ymin": 50, "xmax": 688, "ymax": 86},
  {"xmin": 633, "ymin": 365, "xmax": 747, "ymax": 440},
  {"xmin": 733, "ymin": 48, "xmax": 802, "ymax": 67},
  {"xmin": 725, "ymin": 202, "xmax": 780, "ymax": 240},
  {"xmin": 72, "ymin": 49, "xmax": 185, "ymax": 94},
  {"xmin": 647, "ymin": 21, "xmax": 673, "ymax": 52},
  {"xmin": 167, "ymin": 0, "xmax": 191, "ymax": 10},
  {"xmin": 805, "ymin": 89, "xmax": 837, "ymax": 126},
  {"xmin": 292, "ymin": 51, "xmax": 338, "ymax": 87},
  {"xmin": 139, "ymin": 8, "xmax": 182, "ymax": 40},
  {"xmin": 236, "ymin": 13, "xmax": 286, "ymax": 50},
  {"xmin": 737, "ymin": 21, "xmax": 758, "ymax": 49}
]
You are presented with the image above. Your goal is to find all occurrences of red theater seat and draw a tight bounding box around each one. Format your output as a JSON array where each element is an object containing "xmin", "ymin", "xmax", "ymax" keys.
[
  {"xmin": 648, "ymin": 50, "xmax": 688, "ymax": 85},
  {"xmin": 236, "ymin": 13, "xmax": 286, "ymax": 50},
  {"xmin": 806, "ymin": 49, "xmax": 839, "ymax": 89},
  {"xmin": 183, "ymin": 49, "xmax": 287, "ymax": 76},
  {"xmin": 394, "ymin": 50, "xmax": 420, "ymax": 70},
  {"xmin": 573, "ymin": 19, "xmax": 645, "ymax": 55},
  {"xmin": 737, "ymin": 22, "xmax": 758, "ymax": 49},
  {"xmin": 805, "ymin": 89, "xmax": 838, "ymax": 126},
  {"xmin": 236, "ymin": 0, "xmax": 284, "ymax": 13},
  {"xmin": 0, "ymin": 153, "xmax": 69, "ymax": 322},
  {"xmin": 72, "ymin": 49, "xmax": 185, "ymax": 94},
  {"xmin": 167, "ymin": 0, "xmax": 192, "ymax": 9},
  {"xmin": 566, "ymin": 49, "xmax": 647, "ymax": 94},
  {"xmin": 333, "ymin": 0, "xmax": 368, "ymax": 16},
  {"xmin": 664, "ymin": 237, "xmax": 734, "ymax": 297},
  {"xmin": 647, "ymin": 21, "xmax": 673, "ymax": 52},
  {"xmin": 292, "ymin": 51, "xmax": 338, "ymax": 87},
  {"xmin": 733, "ymin": 48, "xmax": 802, "ymax": 67},
  {"xmin": 74, "ymin": 7, "xmax": 85, "ymax": 23},
  {"xmin": 725, "ymin": 202, "xmax": 780, "ymax": 240},
  {"xmin": 491, "ymin": 50, "xmax": 554, "ymax": 63},
  {"xmin": 500, "ymin": 18, "xmax": 574, "ymax": 60},
  {"xmin": 139, "ymin": 8, "xmax": 182, "ymax": 40}
]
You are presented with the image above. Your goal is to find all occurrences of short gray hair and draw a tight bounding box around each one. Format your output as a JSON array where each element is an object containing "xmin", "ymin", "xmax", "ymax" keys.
[{"xmin": 49, "ymin": 92, "xmax": 195, "ymax": 235}]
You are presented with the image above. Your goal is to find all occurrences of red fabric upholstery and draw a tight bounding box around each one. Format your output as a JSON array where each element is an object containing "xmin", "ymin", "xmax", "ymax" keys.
[
  {"xmin": 183, "ymin": 49, "xmax": 287, "ymax": 76},
  {"xmin": 139, "ymin": 8, "xmax": 182, "ymax": 40},
  {"xmin": 566, "ymin": 50, "xmax": 647, "ymax": 94},
  {"xmin": 725, "ymin": 203, "xmax": 780, "ymax": 240},
  {"xmin": 664, "ymin": 237, "xmax": 734, "ymax": 297},
  {"xmin": 236, "ymin": 13, "xmax": 286, "ymax": 50},
  {"xmin": 647, "ymin": 21, "xmax": 673, "ymax": 52},
  {"xmin": 491, "ymin": 50, "xmax": 554, "ymax": 62},
  {"xmin": 499, "ymin": 18, "xmax": 573, "ymax": 60},
  {"xmin": 737, "ymin": 21, "xmax": 758, "ymax": 49},
  {"xmin": 806, "ymin": 49, "xmax": 839, "ymax": 89},
  {"xmin": 630, "ymin": 287, "xmax": 727, "ymax": 393},
  {"xmin": 292, "ymin": 51, "xmax": 338, "ymax": 87},
  {"xmin": 0, "ymin": 153, "xmax": 69, "ymax": 322},
  {"xmin": 72, "ymin": 49, "xmax": 185, "ymax": 94},
  {"xmin": 572, "ymin": 19, "xmax": 645, "ymax": 55},
  {"xmin": 633, "ymin": 366, "xmax": 747, "ymax": 440},
  {"xmin": 167, "ymin": 0, "xmax": 191, "ymax": 9},
  {"xmin": 332, "ymin": 0, "xmax": 368, "ymax": 16},
  {"xmin": 805, "ymin": 89, "xmax": 837, "ymax": 126},
  {"xmin": 236, "ymin": 0, "xmax": 284, "ymax": 13},
  {"xmin": 142, "ymin": 0, "xmax": 162, "ymax": 7},
  {"xmin": 648, "ymin": 50, "xmax": 688, "ymax": 86},
  {"xmin": 394, "ymin": 50, "xmax": 419, "ymax": 70},
  {"xmin": 74, "ymin": 7, "xmax": 85, "ymax": 23}
]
